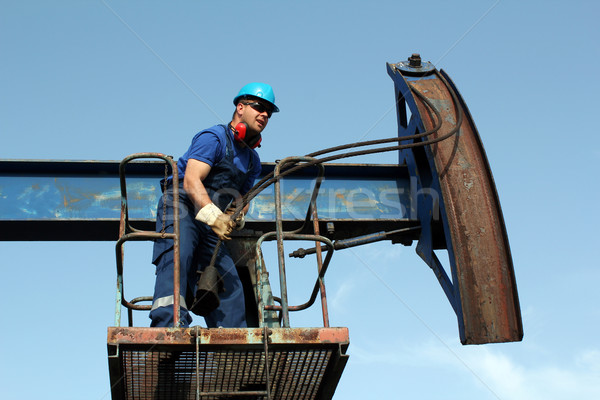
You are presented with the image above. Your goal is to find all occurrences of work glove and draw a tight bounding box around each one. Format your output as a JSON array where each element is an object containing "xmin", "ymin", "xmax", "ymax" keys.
[
  {"xmin": 225, "ymin": 207, "xmax": 246, "ymax": 231},
  {"xmin": 195, "ymin": 203, "xmax": 235, "ymax": 240}
]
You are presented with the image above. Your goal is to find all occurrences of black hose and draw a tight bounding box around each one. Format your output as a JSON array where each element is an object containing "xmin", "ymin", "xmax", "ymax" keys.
[
  {"xmin": 234, "ymin": 76, "xmax": 461, "ymax": 218},
  {"xmin": 234, "ymin": 83, "xmax": 442, "ymax": 216},
  {"xmin": 213, "ymin": 72, "xmax": 463, "ymax": 272}
]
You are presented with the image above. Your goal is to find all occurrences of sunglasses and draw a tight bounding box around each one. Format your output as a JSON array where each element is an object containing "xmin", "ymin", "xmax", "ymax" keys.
[{"xmin": 241, "ymin": 101, "xmax": 273, "ymax": 118}]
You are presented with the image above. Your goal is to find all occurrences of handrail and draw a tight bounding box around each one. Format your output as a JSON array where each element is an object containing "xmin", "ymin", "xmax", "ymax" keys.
[
  {"xmin": 256, "ymin": 157, "xmax": 332, "ymax": 328},
  {"xmin": 114, "ymin": 153, "xmax": 181, "ymax": 327}
]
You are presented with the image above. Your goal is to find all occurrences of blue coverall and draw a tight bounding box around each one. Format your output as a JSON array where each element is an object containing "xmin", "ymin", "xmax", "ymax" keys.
[{"xmin": 149, "ymin": 124, "xmax": 261, "ymax": 328}]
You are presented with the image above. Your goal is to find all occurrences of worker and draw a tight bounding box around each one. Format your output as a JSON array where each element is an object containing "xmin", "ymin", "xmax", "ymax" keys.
[{"xmin": 149, "ymin": 82, "xmax": 279, "ymax": 328}]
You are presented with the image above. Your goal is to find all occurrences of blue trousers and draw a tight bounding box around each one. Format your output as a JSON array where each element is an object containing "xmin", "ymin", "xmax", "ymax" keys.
[{"xmin": 149, "ymin": 184, "xmax": 247, "ymax": 328}]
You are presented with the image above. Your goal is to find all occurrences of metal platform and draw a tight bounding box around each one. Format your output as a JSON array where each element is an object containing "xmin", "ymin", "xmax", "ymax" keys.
[{"xmin": 107, "ymin": 327, "xmax": 349, "ymax": 400}]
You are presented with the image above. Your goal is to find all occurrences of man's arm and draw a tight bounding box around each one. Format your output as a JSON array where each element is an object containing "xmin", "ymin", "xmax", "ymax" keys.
[
  {"xmin": 183, "ymin": 158, "xmax": 213, "ymax": 212},
  {"xmin": 184, "ymin": 158, "xmax": 235, "ymax": 240}
]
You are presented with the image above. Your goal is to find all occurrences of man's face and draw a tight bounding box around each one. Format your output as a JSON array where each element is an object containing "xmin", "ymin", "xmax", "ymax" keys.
[{"xmin": 239, "ymin": 99, "xmax": 273, "ymax": 134}]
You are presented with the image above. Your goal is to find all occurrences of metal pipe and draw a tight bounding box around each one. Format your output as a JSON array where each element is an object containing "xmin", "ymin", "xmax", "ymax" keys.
[
  {"xmin": 263, "ymin": 326, "xmax": 272, "ymax": 399},
  {"xmin": 263, "ymin": 233, "xmax": 334, "ymax": 313},
  {"xmin": 115, "ymin": 229, "xmax": 176, "ymax": 316},
  {"xmin": 274, "ymin": 158, "xmax": 290, "ymax": 327},
  {"xmin": 114, "ymin": 274, "xmax": 123, "ymax": 327},
  {"xmin": 114, "ymin": 153, "xmax": 180, "ymax": 326},
  {"xmin": 239, "ymin": 83, "xmax": 445, "ymax": 211},
  {"xmin": 255, "ymin": 232, "xmax": 335, "ymax": 317},
  {"xmin": 289, "ymin": 226, "xmax": 420, "ymax": 258},
  {"xmin": 289, "ymin": 162, "xmax": 325, "ymax": 235},
  {"xmin": 273, "ymin": 156, "xmax": 324, "ymax": 327},
  {"xmin": 255, "ymin": 233, "xmax": 269, "ymax": 327},
  {"xmin": 118, "ymin": 152, "xmax": 171, "ymax": 233},
  {"xmin": 171, "ymin": 163, "xmax": 181, "ymax": 327},
  {"xmin": 311, "ymin": 199, "xmax": 329, "ymax": 327}
]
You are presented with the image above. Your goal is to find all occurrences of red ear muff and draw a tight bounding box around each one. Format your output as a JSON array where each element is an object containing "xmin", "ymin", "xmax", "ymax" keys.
[
  {"xmin": 233, "ymin": 122, "xmax": 261, "ymax": 149},
  {"xmin": 234, "ymin": 122, "xmax": 248, "ymax": 142},
  {"xmin": 248, "ymin": 135, "xmax": 262, "ymax": 149}
]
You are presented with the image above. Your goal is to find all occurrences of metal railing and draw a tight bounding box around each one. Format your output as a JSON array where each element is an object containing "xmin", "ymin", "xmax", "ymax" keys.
[
  {"xmin": 114, "ymin": 153, "xmax": 336, "ymax": 330},
  {"xmin": 114, "ymin": 153, "xmax": 181, "ymax": 327},
  {"xmin": 255, "ymin": 156, "xmax": 334, "ymax": 328}
]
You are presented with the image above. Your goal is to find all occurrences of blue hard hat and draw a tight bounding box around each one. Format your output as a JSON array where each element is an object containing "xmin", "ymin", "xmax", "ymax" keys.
[{"xmin": 233, "ymin": 82, "xmax": 279, "ymax": 113}]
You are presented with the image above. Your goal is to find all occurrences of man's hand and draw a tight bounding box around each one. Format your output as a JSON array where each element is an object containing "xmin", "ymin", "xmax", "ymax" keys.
[{"xmin": 195, "ymin": 203, "xmax": 235, "ymax": 240}]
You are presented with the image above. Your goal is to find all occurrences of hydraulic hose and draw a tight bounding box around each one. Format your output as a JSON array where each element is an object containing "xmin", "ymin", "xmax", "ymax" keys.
[
  {"xmin": 210, "ymin": 71, "xmax": 463, "ymax": 276},
  {"xmin": 234, "ymin": 73, "xmax": 462, "ymax": 219}
]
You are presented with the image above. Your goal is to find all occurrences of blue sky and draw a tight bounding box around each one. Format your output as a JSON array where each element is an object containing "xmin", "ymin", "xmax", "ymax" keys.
[{"xmin": 1, "ymin": 1, "xmax": 599, "ymax": 399}]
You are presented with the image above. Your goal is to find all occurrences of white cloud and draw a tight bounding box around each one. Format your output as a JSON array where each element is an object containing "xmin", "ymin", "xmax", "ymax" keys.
[
  {"xmin": 576, "ymin": 349, "xmax": 600, "ymax": 372},
  {"xmin": 422, "ymin": 341, "xmax": 600, "ymax": 400},
  {"xmin": 345, "ymin": 337, "xmax": 600, "ymax": 400},
  {"xmin": 329, "ymin": 278, "xmax": 357, "ymax": 316},
  {"xmin": 349, "ymin": 341, "xmax": 406, "ymax": 365},
  {"xmin": 357, "ymin": 241, "xmax": 408, "ymax": 265}
]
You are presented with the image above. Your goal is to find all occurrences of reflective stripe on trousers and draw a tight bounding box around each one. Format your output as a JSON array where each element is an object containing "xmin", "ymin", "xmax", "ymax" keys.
[{"xmin": 151, "ymin": 295, "xmax": 188, "ymax": 311}]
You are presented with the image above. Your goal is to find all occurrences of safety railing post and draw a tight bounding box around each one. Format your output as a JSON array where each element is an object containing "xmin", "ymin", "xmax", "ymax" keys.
[
  {"xmin": 273, "ymin": 160, "xmax": 290, "ymax": 327},
  {"xmin": 115, "ymin": 153, "xmax": 180, "ymax": 327},
  {"xmin": 259, "ymin": 156, "xmax": 330, "ymax": 328},
  {"xmin": 311, "ymin": 202, "xmax": 329, "ymax": 327},
  {"xmin": 171, "ymin": 170, "xmax": 181, "ymax": 327}
]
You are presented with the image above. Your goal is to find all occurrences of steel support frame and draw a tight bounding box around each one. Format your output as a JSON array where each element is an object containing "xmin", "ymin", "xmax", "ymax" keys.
[
  {"xmin": 387, "ymin": 66, "xmax": 464, "ymax": 327},
  {"xmin": 0, "ymin": 161, "xmax": 418, "ymax": 242},
  {"xmin": 387, "ymin": 61, "xmax": 523, "ymax": 344}
]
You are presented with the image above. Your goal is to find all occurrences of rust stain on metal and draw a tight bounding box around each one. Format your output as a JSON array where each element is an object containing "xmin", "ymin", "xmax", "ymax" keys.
[
  {"xmin": 108, "ymin": 327, "xmax": 349, "ymax": 347},
  {"xmin": 201, "ymin": 328, "xmax": 252, "ymax": 344},
  {"xmin": 108, "ymin": 327, "xmax": 195, "ymax": 345},
  {"xmin": 411, "ymin": 75, "xmax": 522, "ymax": 344},
  {"xmin": 107, "ymin": 326, "xmax": 349, "ymax": 400},
  {"xmin": 301, "ymin": 329, "xmax": 320, "ymax": 341},
  {"xmin": 318, "ymin": 327, "xmax": 349, "ymax": 344}
]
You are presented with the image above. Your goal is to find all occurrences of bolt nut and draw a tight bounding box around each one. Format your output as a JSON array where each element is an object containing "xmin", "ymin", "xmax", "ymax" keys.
[
  {"xmin": 408, "ymin": 53, "xmax": 422, "ymax": 68},
  {"xmin": 326, "ymin": 222, "xmax": 335, "ymax": 236}
]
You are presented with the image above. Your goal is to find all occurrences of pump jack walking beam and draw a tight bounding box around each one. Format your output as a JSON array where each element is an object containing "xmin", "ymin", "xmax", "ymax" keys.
[{"xmin": 387, "ymin": 55, "xmax": 522, "ymax": 344}]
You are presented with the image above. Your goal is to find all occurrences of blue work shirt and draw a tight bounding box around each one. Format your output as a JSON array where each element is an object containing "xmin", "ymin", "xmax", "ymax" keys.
[{"xmin": 176, "ymin": 124, "xmax": 261, "ymax": 195}]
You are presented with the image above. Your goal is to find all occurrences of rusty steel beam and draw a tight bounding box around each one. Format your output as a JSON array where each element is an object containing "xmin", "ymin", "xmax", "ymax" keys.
[{"xmin": 387, "ymin": 57, "xmax": 523, "ymax": 344}]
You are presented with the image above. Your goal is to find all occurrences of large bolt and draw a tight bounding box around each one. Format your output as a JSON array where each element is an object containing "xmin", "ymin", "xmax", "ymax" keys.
[
  {"xmin": 408, "ymin": 53, "xmax": 422, "ymax": 68},
  {"xmin": 327, "ymin": 222, "xmax": 335, "ymax": 236}
]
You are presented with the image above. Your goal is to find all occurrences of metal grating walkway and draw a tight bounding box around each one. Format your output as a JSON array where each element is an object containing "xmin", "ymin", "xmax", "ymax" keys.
[{"xmin": 107, "ymin": 327, "xmax": 349, "ymax": 400}]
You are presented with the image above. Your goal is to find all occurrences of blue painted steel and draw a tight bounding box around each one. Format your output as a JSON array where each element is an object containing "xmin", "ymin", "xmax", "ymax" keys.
[
  {"xmin": 387, "ymin": 61, "xmax": 522, "ymax": 345},
  {"xmin": 386, "ymin": 62, "xmax": 466, "ymax": 334},
  {"xmin": 0, "ymin": 161, "xmax": 413, "ymax": 222},
  {"xmin": 251, "ymin": 175, "xmax": 411, "ymax": 221},
  {"xmin": 0, "ymin": 175, "xmax": 158, "ymax": 220}
]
